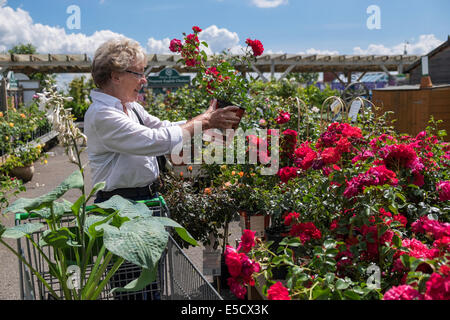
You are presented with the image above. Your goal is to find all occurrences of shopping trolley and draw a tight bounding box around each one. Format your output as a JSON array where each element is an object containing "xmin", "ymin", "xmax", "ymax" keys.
[{"xmin": 15, "ymin": 195, "xmax": 222, "ymax": 300}]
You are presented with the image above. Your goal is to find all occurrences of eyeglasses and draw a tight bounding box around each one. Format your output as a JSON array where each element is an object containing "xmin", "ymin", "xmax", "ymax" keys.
[{"xmin": 125, "ymin": 70, "xmax": 146, "ymax": 79}]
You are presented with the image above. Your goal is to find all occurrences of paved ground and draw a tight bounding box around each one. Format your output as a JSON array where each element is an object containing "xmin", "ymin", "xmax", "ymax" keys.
[{"xmin": 0, "ymin": 144, "xmax": 241, "ymax": 300}]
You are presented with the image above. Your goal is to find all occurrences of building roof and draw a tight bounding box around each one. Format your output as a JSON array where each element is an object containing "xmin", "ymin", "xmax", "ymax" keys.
[{"xmin": 404, "ymin": 35, "xmax": 450, "ymax": 73}]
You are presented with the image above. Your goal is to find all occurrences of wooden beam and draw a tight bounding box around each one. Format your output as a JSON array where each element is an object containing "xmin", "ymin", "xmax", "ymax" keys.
[
  {"xmin": 332, "ymin": 71, "xmax": 346, "ymax": 86},
  {"xmin": 251, "ymin": 65, "xmax": 269, "ymax": 83},
  {"xmin": 356, "ymin": 71, "xmax": 367, "ymax": 82},
  {"xmin": 270, "ymin": 60, "xmax": 275, "ymax": 80},
  {"xmin": 279, "ymin": 64, "xmax": 296, "ymax": 81}
]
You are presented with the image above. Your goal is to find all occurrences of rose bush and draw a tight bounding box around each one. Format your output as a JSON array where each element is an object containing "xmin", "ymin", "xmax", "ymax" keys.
[{"xmin": 222, "ymin": 108, "xmax": 449, "ymax": 300}]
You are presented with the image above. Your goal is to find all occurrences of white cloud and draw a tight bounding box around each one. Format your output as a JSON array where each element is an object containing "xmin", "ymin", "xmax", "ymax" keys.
[
  {"xmin": 0, "ymin": 0, "xmax": 6, "ymax": 8},
  {"xmin": 0, "ymin": 5, "xmax": 126, "ymax": 56},
  {"xmin": 146, "ymin": 37, "xmax": 171, "ymax": 54},
  {"xmin": 198, "ymin": 25, "xmax": 241, "ymax": 54},
  {"xmin": 250, "ymin": 0, "xmax": 288, "ymax": 8},
  {"xmin": 298, "ymin": 48, "xmax": 340, "ymax": 55},
  {"xmin": 353, "ymin": 34, "xmax": 444, "ymax": 55}
]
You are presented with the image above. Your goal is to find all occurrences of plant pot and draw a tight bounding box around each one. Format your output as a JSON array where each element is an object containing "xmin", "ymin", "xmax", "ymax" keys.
[
  {"xmin": 216, "ymin": 99, "xmax": 245, "ymax": 130},
  {"xmin": 10, "ymin": 165, "xmax": 34, "ymax": 183},
  {"xmin": 239, "ymin": 210, "xmax": 270, "ymax": 240},
  {"xmin": 219, "ymin": 254, "xmax": 231, "ymax": 291}
]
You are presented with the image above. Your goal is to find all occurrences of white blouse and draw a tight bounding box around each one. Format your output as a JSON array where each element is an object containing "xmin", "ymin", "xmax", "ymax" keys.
[{"xmin": 84, "ymin": 90, "xmax": 184, "ymax": 191}]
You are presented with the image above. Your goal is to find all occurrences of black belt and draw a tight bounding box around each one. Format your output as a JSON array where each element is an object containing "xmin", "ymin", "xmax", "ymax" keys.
[{"xmin": 96, "ymin": 183, "xmax": 159, "ymax": 202}]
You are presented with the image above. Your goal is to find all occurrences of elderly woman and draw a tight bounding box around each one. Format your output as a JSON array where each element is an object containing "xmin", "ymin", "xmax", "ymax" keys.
[
  {"xmin": 85, "ymin": 37, "xmax": 240, "ymax": 300},
  {"xmin": 85, "ymin": 37, "xmax": 240, "ymax": 204}
]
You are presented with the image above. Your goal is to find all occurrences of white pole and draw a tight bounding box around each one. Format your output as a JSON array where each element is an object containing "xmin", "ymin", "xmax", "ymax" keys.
[{"xmin": 421, "ymin": 56, "xmax": 429, "ymax": 76}]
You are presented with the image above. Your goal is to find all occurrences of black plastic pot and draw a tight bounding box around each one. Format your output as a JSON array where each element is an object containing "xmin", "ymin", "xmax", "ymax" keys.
[
  {"xmin": 265, "ymin": 225, "xmax": 290, "ymax": 280},
  {"xmin": 220, "ymin": 254, "xmax": 231, "ymax": 290}
]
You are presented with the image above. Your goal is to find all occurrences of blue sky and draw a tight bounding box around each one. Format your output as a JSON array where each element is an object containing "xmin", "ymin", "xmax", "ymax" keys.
[{"xmin": 1, "ymin": 0, "xmax": 449, "ymax": 56}]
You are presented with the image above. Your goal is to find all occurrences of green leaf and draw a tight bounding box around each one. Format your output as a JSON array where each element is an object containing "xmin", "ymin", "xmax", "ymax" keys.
[
  {"xmin": 392, "ymin": 235, "xmax": 402, "ymax": 248},
  {"xmin": 323, "ymin": 239, "xmax": 336, "ymax": 249},
  {"xmin": 84, "ymin": 211, "xmax": 118, "ymax": 238},
  {"xmin": 101, "ymin": 218, "xmax": 168, "ymax": 270},
  {"xmin": 5, "ymin": 171, "xmax": 83, "ymax": 217},
  {"xmin": 87, "ymin": 182, "xmax": 106, "ymax": 201},
  {"xmin": 325, "ymin": 273, "xmax": 335, "ymax": 284},
  {"xmin": 24, "ymin": 170, "xmax": 84, "ymax": 211},
  {"xmin": 39, "ymin": 227, "xmax": 79, "ymax": 248},
  {"xmin": 2, "ymin": 223, "xmax": 44, "ymax": 239},
  {"xmin": 343, "ymin": 290, "xmax": 361, "ymax": 300},
  {"xmin": 33, "ymin": 200, "xmax": 73, "ymax": 220},
  {"xmin": 152, "ymin": 217, "xmax": 197, "ymax": 246},
  {"xmin": 110, "ymin": 267, "xmax": 157, "ymax": 294},
  {"xmin": 4, "ymin": 198, "xmax": 36, "ymax": 215},
  {"xmin": 71, "ymin": 195, "xmax": 85, "ymax": 218},
  {"xmin": 93, "ymin": 195, "xmax": 152, "ymax": 219},
  {"xmin": 312, "ymin": 286, "xmax": 331, "ymax": 300},
  {"xmin": 336, "ymin": 278, "xmax": 350, "ymax": 290}
]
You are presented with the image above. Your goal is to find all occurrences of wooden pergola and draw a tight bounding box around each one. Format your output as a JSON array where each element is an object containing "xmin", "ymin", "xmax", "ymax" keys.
[{"xmin": 0, "ymin": 53, "xmax": 421, "ymax": 84}]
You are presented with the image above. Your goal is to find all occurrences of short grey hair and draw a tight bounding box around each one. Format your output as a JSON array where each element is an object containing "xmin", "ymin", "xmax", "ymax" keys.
[{"xmin": 92, "ymin": 37, "xmax": 147, "ymax": 88}]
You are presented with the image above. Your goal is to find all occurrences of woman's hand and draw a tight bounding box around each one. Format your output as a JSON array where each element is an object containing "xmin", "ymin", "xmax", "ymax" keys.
[{"xmin": 180, "ymin": 99, "xmax": 242, "ymax": 137}]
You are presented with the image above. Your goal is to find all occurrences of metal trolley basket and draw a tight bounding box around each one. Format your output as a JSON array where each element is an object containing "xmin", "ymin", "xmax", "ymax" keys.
[{"xmin": 15, "ymin": 196, "xmax": 222, "ymax": 300}]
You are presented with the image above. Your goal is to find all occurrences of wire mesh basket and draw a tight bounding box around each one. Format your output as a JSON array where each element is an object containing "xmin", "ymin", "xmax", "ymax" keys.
[{"xmin": 15, "ymin": 196, "xmax": 222, "ymax": 300}]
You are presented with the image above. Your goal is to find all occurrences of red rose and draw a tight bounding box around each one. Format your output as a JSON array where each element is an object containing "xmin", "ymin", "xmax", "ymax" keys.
[
  {"xmin": 284, "ymin": 211, "xmax": 300, "ymax": 226},
  {"xmin": 321, "ymin": 147, "xmax": 341, "ymax": 164},
  {"xmin": 267, "ymin": 281, "xmax": 290, "ymax": 300},
  {"xmin": 224, "ymin": 245, "xmax": 242, "ymax": 277},
  {"xmin": 169, "ymin": 39, "xmax": 182, "ymax": 53},
  {"xmin": 245, "ymin": 38, "xmax": 264, "ymax": 56},
  {"xmin": 277, "ymin": 167, "xmax": 298, "ymax": 183},
  {"xmin": 275, "ymin": 111, "xmax": 291, "ymax": 124},
  {"xmin": 192, "ymin": 26, "xmax": 202, "ymax": 33},
  {"xmin": 383, "ymin": 285, "xmax": 423, "ymax": 300},
  {"xmin": 227, "ymin": 277, "xmax": 247, "ymax": 299},
  {"xmin": 437, "ymin": 181, "xmax": 450, "ymax": 201},
  {"xmin": 237, "ymin": 229, "xmax": 256, "ymax": 253}
]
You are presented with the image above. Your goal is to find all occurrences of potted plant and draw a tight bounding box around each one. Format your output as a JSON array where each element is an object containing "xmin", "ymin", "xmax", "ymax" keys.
[{"xmin": 1, "ymin": 144, "xmax": 47, "ymax": 182}]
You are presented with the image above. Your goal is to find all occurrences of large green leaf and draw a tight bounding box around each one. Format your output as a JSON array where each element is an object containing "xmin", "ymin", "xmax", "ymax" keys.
[
  {"xmin": 93, "ymin": 195, "xmax": 152, "ymax": 219},
  {"xmin": 151, "ymin": 216, "xmax": 197, "ymax": 246},
  {"xmin": 23, "ymin": 170, "xmax": 84, "ymax": 212},
  {"xmin": 110, "ymin": 267, "xmax": 157, "ymax": 294},
  {"xmin": 5, "ymin": 199, "xmax": 72, "ymax": 221},
  {"xmin": 1, "ymin": 223, "xmax": 44, "ymax": 239},
  {"xmin": 101, "ymin": 218, "xmax": 168, "ymax": 270},
  {"xmin": 84, "ymin": 211, "xmax": 118, "ymax": 238},
  {"xmin": 4, "ymin": 198, "xmax": 37, "ymax": 215},
  {"xmin": 39, "ymin": 227, "xmax": 79, "ymax": 248}
]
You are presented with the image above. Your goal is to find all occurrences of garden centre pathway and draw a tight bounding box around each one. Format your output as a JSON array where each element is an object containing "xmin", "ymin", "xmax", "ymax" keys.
[{"xmin": 0, "ymin": 144, "xmax": 241, "ymax": 300}]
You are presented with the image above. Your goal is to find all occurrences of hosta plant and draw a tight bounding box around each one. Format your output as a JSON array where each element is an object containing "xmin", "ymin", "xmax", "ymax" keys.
[{"xmin": 0, "ymin": 87, "xmax": 197, "ymax": 300}]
